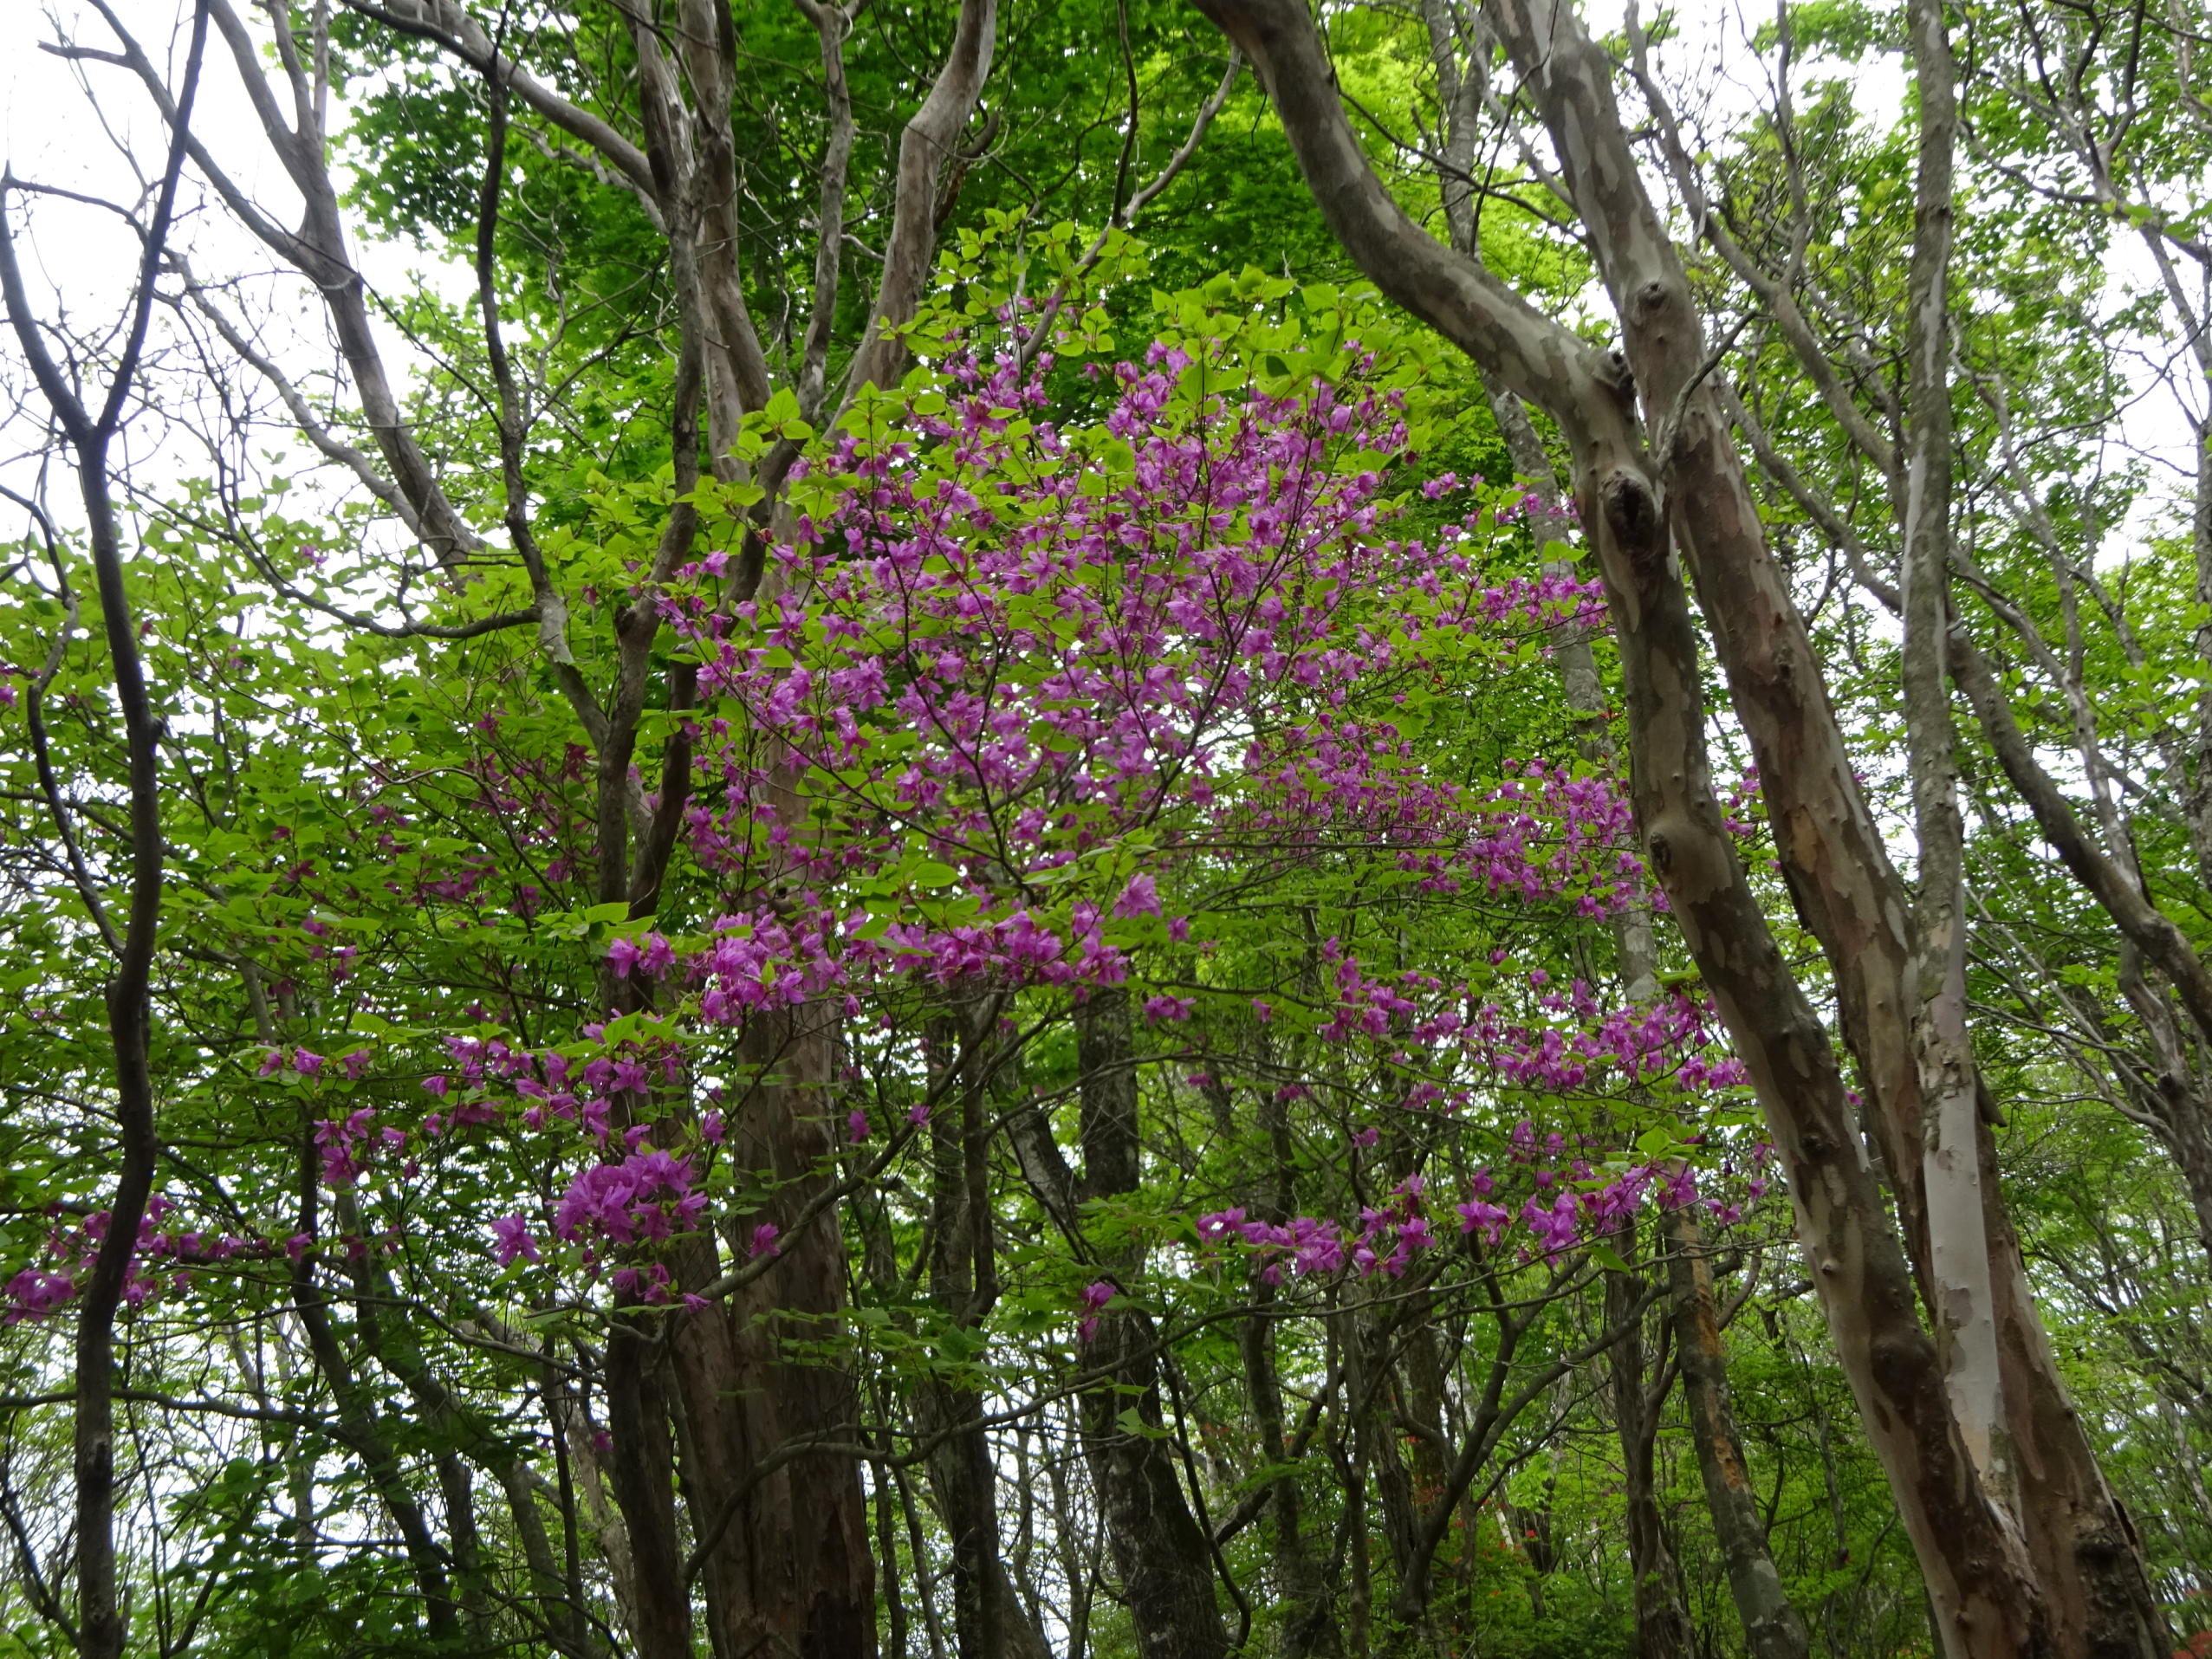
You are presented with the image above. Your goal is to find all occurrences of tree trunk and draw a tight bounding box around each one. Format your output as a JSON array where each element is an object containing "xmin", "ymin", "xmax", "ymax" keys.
[
  {"xmin": 1240, "ymin": 1285, "xmax": 1344, "ymax": 1659},
  {"xmin": 0, "ymin": 19, "xmax": 209, "ymax": 1649},
  {"xmin": 1241, "ymin": 1079, "xmax": 1343, "ymax": 1658},
  {"xmin": 918, "ymin": 1002, "xmax": 1055, "ymax": 1659},
  {"xmin": 1075, "ymin": 990, "xmax": 1230, "ymax": 1659},
  {"xmin": 1482, "ymin": 3, "xmax": 2167, "ymax": 1649},
  {"xmin": 1664, "ymin": 1206, "xmax": 1812, "ymax": 1659},
  {"xmin": 2189, "ymin": 413, "xmax": 2212, "ymax": 891},
  {"xmin": 669, "ymin": 1006, "xmax": 879, "ymax": 1659},
  {"xmin": 601, "ymin": 1321, "xmax": 693, "ymax": 1659},
  {"xmin": 1606, "ymin": 1237, "xmax": 1694, "ymax": 1659}
]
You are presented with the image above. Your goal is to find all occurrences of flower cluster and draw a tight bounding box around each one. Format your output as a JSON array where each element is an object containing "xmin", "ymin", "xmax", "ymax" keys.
[
  {"xmin": 657, "ymin": 338, "xmax": 1642, "ymax": 1017},
  {"xmin": 3, "ymin": 1196, "xmax": 282, "ymax": 1324},
  {"xmin": 553, "ymin": 1147, "xmax": 706, "ymax": 1252},
  {"xmin": 1196, "ymin": 1131, "xmax": 1777, "ymax": 1285}
]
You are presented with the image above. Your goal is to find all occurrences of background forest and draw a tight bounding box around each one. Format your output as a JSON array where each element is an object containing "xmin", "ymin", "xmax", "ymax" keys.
[{"xmin": 0, "ymin": 0, "xmax": 2209, "ymax": 1656}]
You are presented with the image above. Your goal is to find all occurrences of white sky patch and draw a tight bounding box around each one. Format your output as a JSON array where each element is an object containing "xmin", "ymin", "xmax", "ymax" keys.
[{"xmin": 2, "ymin": 0, "xmax": 473, "ymax": 536}]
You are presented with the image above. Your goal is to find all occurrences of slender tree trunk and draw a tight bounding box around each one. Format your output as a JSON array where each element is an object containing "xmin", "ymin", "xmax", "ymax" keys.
[
  {"xmin": 329, "ymin": 1185, "xmax": 593, "ymax": 1656},
  {"xmin": 925, "ymin": 1384, "xmax": 1012, "ymax": 1659},
  {"xmin": 602, "ymin": 1319, "xmax": 693, "ymax": 1659},
  {"xmin": 289, "ymin": 1232, "xmax": 464, "ymax": 1643},
  {"xmin": 928, "ymin": 1009, "xmax": 1000, "ymax": 1659},
  {"xmin": 68, "ymin": 463, "xmax": 169, "ymax": 1659},
  {"xmin": 917, "ymin": 1001, "xmax": 1054, "ymax": 1659},
  {"xmin": 1664, "ymin": 1207, "xmax": 1812, "ymax": 1659},
  {"xmin": 0, "ymin": 19, "xmax": 206, "ymax": 1650},
  {"xmin": 551, "ymin": 1377, "xmax": 640, "ymax": 1648},
  {"xmin": 1241, "ymin": 1284, "xmax": 1343, "ymax": 1659},
  {"xmin": 1606, "ymin": 1233, "xmax": 1694, "ymax": 1659},
  {"xmin": 1899, "ymin": 0, "xmax": 2014, "ymax": 1520},
  {"xmin": 2189, "ymin": 415, "xmax": 2212, "ymax": 891},
  {"xmin": 1355, "ymin": 1315, "xmax": 1424, "ymax": 1594},
  {"xmin": 1075, "ymin": 990, "xmax": 1230, "ymax": 1659},
  {"xmin": 1395, "ymin": 1320, "xmax": 1465, "ymax": 1639},
  {"xmin": 1241, "ymin": 1081, "xmax": 1343, "ymax": 1658}
]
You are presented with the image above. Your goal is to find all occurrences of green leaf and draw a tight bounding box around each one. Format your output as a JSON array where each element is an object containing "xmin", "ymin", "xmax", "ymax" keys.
[{"xmin": 1587, "ymin": 1242, "xmax": 1633, "ymax": 1274}]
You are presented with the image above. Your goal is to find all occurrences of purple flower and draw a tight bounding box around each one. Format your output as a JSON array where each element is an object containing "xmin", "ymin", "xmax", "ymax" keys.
[
  {"xmin": 607, "ymin": 936, "xmax": 642, "ymax": 978},
  {"xmin": 848, "ymin": 1108, "xmax": 871, "ymax": 1143},
  {"xmin": 490, "ymin": 1215, "xmax": 540, "ymax": 1267},
  {"xmin": 292, "ymin": 1048, "xmax": 324, "ymax": 1078},
  {"xmin": 1112, "ymin": 872, "xmax": 1161, "ymax": 918},
  {"xmin": 1456, "ymin": 1199, "xmax": 1510, "ymax": 1244},
  {"xmin": 1522, "ymin": 1193, "xmax": 1580, "ymax": 1254},
  {"xmin": 1076, "ymin": 1280, "xmax": 1114, "ymax": 1344},
  {"xmin": 749, "ymin": 1222, "xmax": 782, "ymax": 1259},
  {"xmin": 4, "ymin": 1269, "xmax": 75, "ymax": 1324}
]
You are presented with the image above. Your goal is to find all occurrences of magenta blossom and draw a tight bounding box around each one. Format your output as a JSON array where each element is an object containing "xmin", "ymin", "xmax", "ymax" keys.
[
  {"xmin": 1112, "ymin": 872, "xmax": 1161, "ymax": 918},
  {"xmin": 490, "ymin": 1215, "xmax": 540, "ymax": 1267},
  {"xmin": 1076, "ymin": 1280, "xmax": 1115, "ymax": 1344},
  {"xmin": 1456, "ymin": 1199, "xmax": 1511, "ymax": 1244}
]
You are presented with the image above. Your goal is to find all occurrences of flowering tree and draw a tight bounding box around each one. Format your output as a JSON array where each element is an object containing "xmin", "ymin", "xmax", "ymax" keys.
[
  {"xmin": 13, "ymin": 0, "xmax": 2212, "ymax": 1650},
  {"xmin": 0, "ymin": 251, "xmax": 1785, "ymax": 1656}
]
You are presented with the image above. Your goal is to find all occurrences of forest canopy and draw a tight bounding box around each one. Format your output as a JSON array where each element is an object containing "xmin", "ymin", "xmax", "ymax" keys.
[{"xmin": 0, "ymin": 1, "xmax": 2209, "ymax": 1656}]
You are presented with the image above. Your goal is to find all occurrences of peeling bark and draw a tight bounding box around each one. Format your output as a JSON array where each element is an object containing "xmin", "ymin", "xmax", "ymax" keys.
[
  {"xmin": 670, "ymin": 1007, "xmax": 879, "ymax": 1659},
  {"xmin": 1899, "ymin": 0, "xmax": 2014, "ymax": 1518}
]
